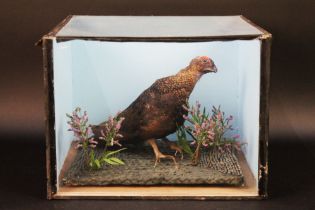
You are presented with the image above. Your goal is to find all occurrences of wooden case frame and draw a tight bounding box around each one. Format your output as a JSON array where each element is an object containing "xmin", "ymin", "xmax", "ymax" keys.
[{"xmin": 39, "ymin": 15, "xmax": 271, "ymax": 200}]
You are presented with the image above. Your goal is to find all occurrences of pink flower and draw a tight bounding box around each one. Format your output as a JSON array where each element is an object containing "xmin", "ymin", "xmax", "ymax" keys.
[
  {"xmin": 118, "ymin": 117, "xmax": 125, "ymax": 123},
  {"xmin": 75, "ymin": 143, "xmax": 82, "ymax": 149},
  {"xmin": 109, "ymin": 116, "xmax": 114, "ymax": 125},
  {"xmin": 200, "ymin": 122, "xmax": 205, "ymax": 129},
  {"xmin": 74, "ymin": 132, "xmax": 80, "ymax": 138},
  {"xmin": 202, "ymin": 142, "xmax": 209, "ymax": 147},
  {"xmin": 74, "ymin": 118, "xmax": 80, "ymax": 125},
  {"xmin": 191, "ymin": 107, "xmax": 196, "ymax": 115},
  {"xmin": 83, "ymin": 112, "xmax": 88, "ymax": 122},
  {"xmin": 217, "ymin": 112, "xmax": 222, "ymax": 120},
  {"xmin": 98, "ymin": 112, "xmax": 124, "ymax": 148},
  {"xmin": 196, "ymin": 101, "xmax": 201, "ymax": 109},
  {"xmin": 113, "ymin": 140, "xmax": 122, "ymax": 147},
  {"xmin": 179, "ymin": 103, "xmax": 242, "ymax": 155},
  {"xmin": 115, "ymin": 123, "xmax": 121, "ymax": 130},
  {"xmin": 89, "ymin": 138, "xmax": 98, "ymax": 145},
  {"xmin": 87, "ymin": 127, "xmax": 93, "ymax": 136},
  {"xmin": 207, "ymin": 133, "xmax": 214, "ymax": 139},
  {"xmin": 115, "ymin": 117, "xmax": 125, "ymax": 130}
]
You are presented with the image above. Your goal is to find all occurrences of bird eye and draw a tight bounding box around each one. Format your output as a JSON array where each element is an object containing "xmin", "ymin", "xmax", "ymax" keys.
[{"xmin": 203, "ymin": 60, "xmax": 207, "ymax": 63}]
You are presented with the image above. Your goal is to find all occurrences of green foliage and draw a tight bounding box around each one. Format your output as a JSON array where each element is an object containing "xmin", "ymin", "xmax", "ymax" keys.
[
  {"xmin": 176, "ymin": 126, "xmax": 193, "ymax": 157},
  {"xmin": 89, "ymin": 148, "xmax": 127, "ymax": 170},
  {"xmin": 178, "ymin": 102, "xmax": 244, "ymax": 165},
  {"xmin": 89, "ymin": 150, "xmax": 100, "ymax": 170},
  {"xmin": 101, "ymin": 148, "xmax": 126, "ymax": 166},
  {"xmin": 67, "ymin": 107, "xmax": 127, "ymax": 170}
]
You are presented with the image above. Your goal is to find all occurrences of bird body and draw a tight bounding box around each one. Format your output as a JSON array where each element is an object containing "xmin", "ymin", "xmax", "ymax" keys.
[
  {"xmin": 93, "ymin": 56, "xmax": 217, "ymax": 147},
  {"xmin": 115, "ymin": 67, "xmax": 201, "ymax": 143}
]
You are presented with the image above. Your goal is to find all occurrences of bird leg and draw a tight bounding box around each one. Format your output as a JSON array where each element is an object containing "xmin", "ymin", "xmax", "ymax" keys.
[
  {"xmin": 161, "ymin": 137, "xmax": 183, "ymax": 160},
  {"xmin": 147, "ymin": 139, "xmax": 178, "ymax": 169}
]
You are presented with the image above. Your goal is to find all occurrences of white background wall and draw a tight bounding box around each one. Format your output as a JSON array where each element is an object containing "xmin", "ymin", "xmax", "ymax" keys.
[
  {"xmin": 238, "ymin": 40, "xmax": 261, "ymax": 182},
  {"xmin": 70, "ymin": 40, "xmax": 240, "ymax": 125},
  {"xmin": 53, "ymin": 39, "xmax": 260, "ymax": 186},
  {"xmin": 53, "ymin": 40, "xmax": 73, "ymax": 187}
]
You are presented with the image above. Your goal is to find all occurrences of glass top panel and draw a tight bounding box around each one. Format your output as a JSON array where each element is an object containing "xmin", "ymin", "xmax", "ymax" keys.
[{"xmin": 57, "ymin": 16, "xmax": 263, "ymax": 38}]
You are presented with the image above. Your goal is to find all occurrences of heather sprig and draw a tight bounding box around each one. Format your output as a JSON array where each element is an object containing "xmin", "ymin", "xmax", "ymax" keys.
[
  {"xmin": 211, "ymin": 106, "xmax": 242, "ymax": 153},
  {"xmin": 179, "ymin": 102, "xmax": 243, "ymax": 165},
  {"xmin": 182, "ymin": 101, "xmax": 215, "ymax": 149},
  {"xmin": 99, "ymin": 115, "xmax": 125, "ymax": 147},
  {"xmin": 66, "ymin": 107, "xmax": 97, "ymax": 149},
  {"xmin": 97, "ymin": 115, "xmax": 126, "ymax": 168},
  {"xmin": 67, "ymin": 108, "xmax": 126, "ymax": 170},
  {"xmin": 181, "ymin": 101, "xmax": 215, "ymax": 165}
]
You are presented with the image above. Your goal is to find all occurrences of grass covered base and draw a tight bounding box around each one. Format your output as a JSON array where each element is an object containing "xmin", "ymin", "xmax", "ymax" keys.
[{"xmin": 62, "ymin": 142, "xmax": 244, "ymax": 186}]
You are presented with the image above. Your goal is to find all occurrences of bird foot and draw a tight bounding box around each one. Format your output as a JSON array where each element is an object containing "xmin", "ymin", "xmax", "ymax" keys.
[
  {"xmin": 170, "ymin": 144, "xmax": 184, "ymax": 160},
  {"xmin": 154, "ymin": 152, "xmax": 179, "ymax": 169},
  {"xmin": 147, "ymin": 139, "xmax": 179, "ymax": 169},
  {"xmin": 162, "ymin": 138, "xmax": 184, "ymax": 160}
]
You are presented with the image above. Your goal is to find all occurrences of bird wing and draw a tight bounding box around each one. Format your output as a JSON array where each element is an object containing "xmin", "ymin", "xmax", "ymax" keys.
[{"xmin": 118, "ymin": 75, "xmax": 188, "ymax": 140}]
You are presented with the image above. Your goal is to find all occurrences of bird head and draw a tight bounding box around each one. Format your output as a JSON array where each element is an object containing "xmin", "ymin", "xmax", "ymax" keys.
[{"xmin": 190, "ymin": 56, "xmax": 217, "ymax": 74}]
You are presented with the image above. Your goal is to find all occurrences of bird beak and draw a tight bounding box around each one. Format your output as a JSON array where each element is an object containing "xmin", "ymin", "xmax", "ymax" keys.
[
  {"xmin": 204, "ymin": 65, "xmax": 217, "ymax": 73},
  {"xmin": 211, "ymin": 65, "xmax": 218, "ymax": 73}
]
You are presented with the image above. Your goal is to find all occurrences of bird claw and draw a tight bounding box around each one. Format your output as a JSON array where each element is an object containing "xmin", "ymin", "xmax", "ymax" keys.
[
  {"xmin": 174, "ymin": 151, "xmax": 184, "ymax": 160},
  {"xmin": 154, "ymin": 153, "xmax": 178, "ymax": 169},
  {"xmin": 147, "ymin": 139, "xmax": 179, "ymax": 169}
]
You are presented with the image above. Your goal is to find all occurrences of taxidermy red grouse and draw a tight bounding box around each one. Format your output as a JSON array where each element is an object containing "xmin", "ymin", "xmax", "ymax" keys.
[{"xmin": 93, "ymin": 56, "xmax": 217, "ymax": 168}]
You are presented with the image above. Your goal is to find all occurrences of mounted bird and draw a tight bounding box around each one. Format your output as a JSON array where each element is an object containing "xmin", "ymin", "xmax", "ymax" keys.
[{"xmin": 93, "ymin": 56, "xmax": 218, "ymax": 168}]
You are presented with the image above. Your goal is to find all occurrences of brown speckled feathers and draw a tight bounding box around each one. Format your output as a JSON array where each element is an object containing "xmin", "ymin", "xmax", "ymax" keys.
[{"xmin": 93, "ymin": 56, "xmax": 217, "ymax": 144}]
